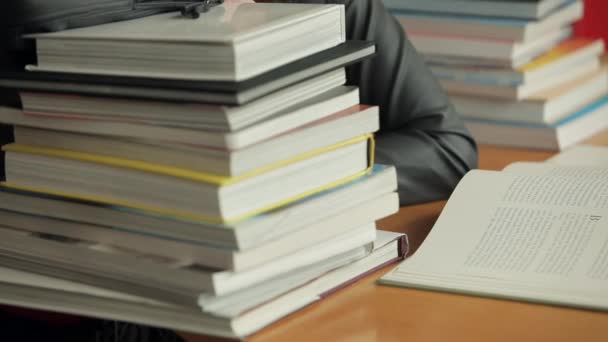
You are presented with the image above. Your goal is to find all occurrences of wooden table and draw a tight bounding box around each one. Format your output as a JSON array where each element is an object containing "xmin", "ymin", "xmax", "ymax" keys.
[{"xmin": 183, "ymin": 130, "xmax": 608, "ymax": 342}]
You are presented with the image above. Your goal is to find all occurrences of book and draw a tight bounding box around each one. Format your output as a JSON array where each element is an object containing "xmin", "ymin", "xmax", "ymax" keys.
[
  {"xmin": 0, "ymin": 222, "xmax": 377, "ymax": 303},
  {"xmin": 379, "ymin": 162, "xmax": 608, "ymax": 312},
  {"xmin": 25, "ymin": 2, "xmax": 346, "ymax": 81},
  {"xmin": 0, "ymin": 230, "xmax": 407, "ymax": 339},
  {"xmin": 18, "ymin": 71, "xmax": 352, "ymax": 132},
  {"xmin": 391, "ymin": 0, "xmax": 583, "ymax": 41},
  {"xmin": 0, "ymin": 192, "xmax": 399, "ymax": 271},
  {"xmin": 0, "ymin": 40, "xmax": 375, "ymax": 105},
  {"xmin": 464, "ymin": 92, "xmax": 608, "ymax": 150},
  {"xmin": 440, "ymin": 55, "xmax": 600, "ymax": 99},
  {"xmin": 451, "ymin": 66, "xmax": 608, "ymax": 124},
  {"xmin": 548, "ymin": 145, "xmax": 608, "ymax": 165},
  {"xmin": 409, "ymin": 26, "xmax": 571, "ymax": 64},
  {"xmin": 0, "ymin": 105, "xmax": 379, "ymax": 177},
  {"xmin": 2, "ymin": 134, "xmax": 373, "ymax": 222},
  {"xmin": 1, "ymin": 100, "xmax": 375, "ymax": 150},
  {"xmin": 384, "ymin": 0, "xmax": 571, "ymax": 19},
  {"xmin": 429, "ymin": 38, "xmax": 604, "ymax": 86},
  {"xmin": 0, "ymin": 164, "xmax": 397, "ymax": 249},
  {"xmin": 196, "ymin": 229, "xmax": 408, "ymax": 317}
]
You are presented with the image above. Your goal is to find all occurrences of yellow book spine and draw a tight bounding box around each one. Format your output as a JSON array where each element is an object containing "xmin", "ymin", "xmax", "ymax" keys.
[
  {"xmin": 1, "ymin": 135, "xmax": 375, "ymax": 224},
  {"xmin": 2, "ymin": 134, "xmax": 373, "ymax": 186}
]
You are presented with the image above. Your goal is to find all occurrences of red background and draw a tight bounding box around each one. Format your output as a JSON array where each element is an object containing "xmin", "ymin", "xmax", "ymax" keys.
[{"xmin": 575, "ymin": 0, "xmax": 608, "ymax": 49}]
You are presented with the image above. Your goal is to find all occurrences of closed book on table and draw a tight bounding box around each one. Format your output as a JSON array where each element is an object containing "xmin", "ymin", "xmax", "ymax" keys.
[
  {"xmin": 391, "ymin": 0, "xmax": 583, "ymax": 41},
  {"xmin": 464, "ymin": 93, "xmax": 608, "ymax": 150},
  {"xmin": 0, "ymin": 94, "xmax": 377, "ymax": 150},
  {"xmin": 25, "ymin": 2, "xmax": 346, "ymax": 82},
  {"xmin": 8, "ymin": 103, "xmax": 378, "ymax": 176},
  {"xmin": 17, "ymin": 71, "xmax": 351, "ymax": 132},
  {"xmin": 452, "ymin": 65, "xmax": 608, "ymax": 124},
  {"xmin": 384, "ymin": 0, "xmax": 571, "ymax": 19},
  {"xmin": 440, "ymin": 55, "xmax": 600, "ymax": 100},
  {"xmin": 429, "ymin": 38, "xmax": 604, "ymax": 85},
  {"xmin": 0, "ymin": 230, "xmax": 407, "ymax": 339},
  {"xmin": 0, "ymin": 164, "xmax": 397, "ymax": 249},
  {"xmin": 0, "ymin": 222, "xmax": 378, "ymax": 302},
  {"xmin": 0, "ymin": 40, "xmax": 375, "ymax": 105},
  {"xmin": 2, "ymin": 132, "xmax": 375, "ymax": 222},
  {"xmin": 0, "ymin": 192, "xmax": 398, "ymax": 271}
]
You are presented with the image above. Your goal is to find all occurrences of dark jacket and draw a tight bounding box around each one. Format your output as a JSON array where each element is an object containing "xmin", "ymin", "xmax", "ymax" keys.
[{"xmin": 264, "ymin": 0, "xmax": 478, "ymax": 204}]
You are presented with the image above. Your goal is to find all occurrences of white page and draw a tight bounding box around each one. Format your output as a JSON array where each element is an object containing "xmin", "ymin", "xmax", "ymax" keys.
[
  {"xmin": 383, "ymin": 169, "xmax": 608, "ymax": 295},
  {"xmin": 548, "ymin": 145, "xmax": 608, "ymax": 166}
]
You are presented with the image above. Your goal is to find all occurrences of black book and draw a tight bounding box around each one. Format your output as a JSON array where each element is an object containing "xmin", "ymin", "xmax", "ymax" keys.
[{"xmin": 0, "ymin": 41, "xmax": 375, "ymax": 105}]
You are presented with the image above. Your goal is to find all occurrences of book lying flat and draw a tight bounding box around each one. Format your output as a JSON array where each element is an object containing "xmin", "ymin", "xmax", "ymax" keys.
[
  {"xmin": 19, "ymin": 85, "xmax": 361, "ymax": 149},
  {"xmin": 384, "ymin": 0, "xmax": 571, "ymax": 19},
  {"xmin": 430, "ymin": 38, "xmax": 604, "ymax": 86},
  {"xmin": 391, "ymin": 0, "xmax": 583, "ymax": 41},
  {"xmin": 452, "ymin": 66, "xmax": 608, "ymax": 124},
  {"xmin": 0, "ymin": 230, "xmax": 406, "ymax": 339},
  {"xmin": 17, "ymin": 85, "xmax": 361, "ymax": 149},
  {"xmin": 409, "ymin": 26, "xmax": 570, "ymax": 64},
  {"xmin": 0, "ymin": 192, "xmax": 398, "ymax": 271},
  {"xmin": 0, "ymin": 41, "xmax": 374, "ymax": 105},
  {"xmin": 464, "ymin": 92, "xmax": 608, "ymax": 150},
  {"xmin": 0, "ymin": 222, "xmax": 377, "ymax": 303},
  {"xmin": 25, "ymin": 3, "xmax": 346, "ymax": 81},
  {"xmin": 196, "ymin": 229, "xmax": 408, "ymax": 318},
  {"xmin": 440, "ymin": 56, "xmax": 600, "ymax": 100},
  {"xmin": 2, "ymin": 134, "xmax": 373, "ymax": 222},
  {"xmin": 3, "ymin": 103, "xmax": 379, "ymax": 167},
  {"xmin": 0, "ymin": 164, "xmax": 397, "ymax": 249},
  {"xmin": 18, "ymin": 70, "xmax": 350, "ymax": 132},
  {"xmin": 379, "ymin": 162, "xmax": 608, "ymax": 312}
]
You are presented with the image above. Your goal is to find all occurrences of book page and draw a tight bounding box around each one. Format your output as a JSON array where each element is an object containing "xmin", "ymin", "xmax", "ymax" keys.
[
  {"xmin": 382, "ymin": 169, "xmax": 608, "ymax": 294},
  {"xmin": 547, "ymin": 145, "xmax": 608, "ymax": 166}
]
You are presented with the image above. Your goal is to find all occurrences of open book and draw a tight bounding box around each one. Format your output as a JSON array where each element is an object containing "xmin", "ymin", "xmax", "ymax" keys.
[{"xmin": 380, "ymin": 159, "xmax": 608, "ymax": 311}]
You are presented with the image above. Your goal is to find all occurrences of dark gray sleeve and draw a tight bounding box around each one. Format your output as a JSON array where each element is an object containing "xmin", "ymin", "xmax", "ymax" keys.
[{"xmin": 262, "ymin": 0, "xmax": 479, "ymax": 204}]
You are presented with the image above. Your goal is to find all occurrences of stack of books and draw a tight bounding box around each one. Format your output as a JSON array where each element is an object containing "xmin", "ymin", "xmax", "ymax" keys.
[
  {"xmin": 0, "ymin": 2, "xmax": 406, "ymax": 339},
  {"xmin": 386, "ymin": 0, "xmax": 608, "ymax": 150}
]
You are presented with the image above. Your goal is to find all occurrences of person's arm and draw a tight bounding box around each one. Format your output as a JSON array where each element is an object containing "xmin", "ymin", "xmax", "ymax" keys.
[{"xmin": 258, "ymin": 0, "xmax": 478, "ymax": 205}]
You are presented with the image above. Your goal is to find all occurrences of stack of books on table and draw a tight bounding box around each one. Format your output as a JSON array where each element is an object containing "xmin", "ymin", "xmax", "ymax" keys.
[
  {"xmin": 0, "ymin": 2, "xmax": 407, "ymax": 339},
  {"xmin": 386, "ymin": 0, "xmax": 608, "ymax": 150}
]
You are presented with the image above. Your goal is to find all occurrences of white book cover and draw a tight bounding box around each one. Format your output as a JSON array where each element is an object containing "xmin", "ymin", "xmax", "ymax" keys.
[{"xmin": 27, "ymin": 2, "xmax": 343, "ymax": 44}]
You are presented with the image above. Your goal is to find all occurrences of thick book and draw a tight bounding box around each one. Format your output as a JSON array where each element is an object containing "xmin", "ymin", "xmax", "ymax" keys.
[
  {"xmin": 17, "ymin": 85, "xmax": 361, "ymax": 149},
  {"xmin": 451, "ymin": 65, "xmax": 608, "ymax": 124},
  {"xmin": 391, "ymin": 0, "xmax": 583, "ymax": 41},
  {"xmin": 0, "ymin": 192, "xmax": 399, "ymax": 271},
  {"xmin": 1, "ymin": 103, "xmax": 378, "ymax": 162},
  {"xmin": 0, "ymin": 164, "xmax": 398, "ymax": 249},
  {"xmin": 384, "ymin": 0, "xmax": 571, "ymax": 19},
  {"xmin": 2, "ymin": 133, "xmax": 373, "ymax": 222},
  {"xmin": 18, "ymin": 71, "xmax": 352, "ymax": 132},
  {"xmin": 379, "ymin": 162, "xmax": 608, "ymax": 312},
  {"xmin": 430, "ymin": 38, "xmax": 604, "ymax": 86},
  {"xmin": 0, "ymin": 230, "xmax": 407, "ymax": 339},
  {"xmin": 25, "ymin": 2, "xmax": 346, "ymax": 82},
  {"xmin": 409, "ymin": 26, "xmax": 570, "ymax": 65},
  {"xmin": 439, "ymin": 55, "xmax": 600, "ymax": 100},
  {"xmin": 0, "ymin": 40, "xmax": 375, "ymax": 105},
  {"xmin": 0, "ymin": 222, "xmax": 377, "ymax": 303},
  {"xmin": 464, "ymin": 92, "xmax": 608, "ymax": 150}
]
